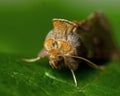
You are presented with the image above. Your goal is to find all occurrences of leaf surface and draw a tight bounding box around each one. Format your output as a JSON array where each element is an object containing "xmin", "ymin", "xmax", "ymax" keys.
[{"xmin": 0, "ymin": 54, "xmax": 120, "ymax": 96}]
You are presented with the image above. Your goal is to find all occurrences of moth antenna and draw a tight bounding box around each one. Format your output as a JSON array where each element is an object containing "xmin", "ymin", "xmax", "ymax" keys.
[
  {"xmin": 22, "ymin": 57, "xmax": 40, "ymax": 62},
  {"xmin": 65, "ymin": 55, "xmax": 104, "ymax": 70},
  {"xmin": 70, "ymin": 69, "xmax": 77, "ymax": 87}
]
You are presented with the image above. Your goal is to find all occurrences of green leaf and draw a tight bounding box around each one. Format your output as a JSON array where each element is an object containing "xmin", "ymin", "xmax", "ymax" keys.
[{"xmin": 0, "ymin": 53, "xmax": 120, "ymax": 96}]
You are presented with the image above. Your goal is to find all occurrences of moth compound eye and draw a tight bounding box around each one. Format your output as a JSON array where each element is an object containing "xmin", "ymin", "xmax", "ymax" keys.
[
  {"xmin": 44, "ymin": 39, "xmax": 56, "ymax": 50},
  {"xmin": 58, "ymin": 41, "xmax": 73, "ymax": 53}
]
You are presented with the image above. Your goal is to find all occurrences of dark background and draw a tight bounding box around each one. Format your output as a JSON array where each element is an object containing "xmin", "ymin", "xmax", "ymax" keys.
[{"xmin": 0, "ymin": 0, "xmax": 120, "ymax": 57}]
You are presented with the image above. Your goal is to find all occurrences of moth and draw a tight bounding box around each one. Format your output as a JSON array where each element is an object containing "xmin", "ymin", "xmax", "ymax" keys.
[{"xmin": 23, "ymin": 12, "xmax": 119, "ymax": 86}]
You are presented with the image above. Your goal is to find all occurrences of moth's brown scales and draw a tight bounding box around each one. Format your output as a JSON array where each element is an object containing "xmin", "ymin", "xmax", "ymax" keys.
[
  {"xmin": 44, "ymin": 39, "xmax": 73, "ymax": 54},
  {"xmin": 53, "ymin": 19, "xmax": 77, "ymax": 35},
  {"xmin": 44, "ymin": 39, "xmax": 55, "ymax": 50},
  {"xmin": 49, "ymin": 49, "xmax": 59, "ymax": 56},
  {"xmin": 66, "ymin": 24, "xmax": 75, "ymax": 34},
  {"xmin": 53, "ymin": 20, "xmax": 67, "ymax": 33},
  {"xmin": 44, "ymin": 19, "xmax": 76, "ymax": 55},
  {"xmin": 58, "ymin": 41, "xmax": 73, "ymax": 52}
]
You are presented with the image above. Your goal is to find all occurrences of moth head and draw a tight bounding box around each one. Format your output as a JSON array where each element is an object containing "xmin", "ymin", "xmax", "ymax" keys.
[
  {"xmin": 48, "ymin": 49, "xmax": 64, "ymax": 68},
  {"xmin": 44, "ymin": 38, "xmax": 74, "ymax": 68}
]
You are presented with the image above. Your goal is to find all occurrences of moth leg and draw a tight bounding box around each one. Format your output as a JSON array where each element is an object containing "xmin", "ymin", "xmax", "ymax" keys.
[
  {"xmin": 23, "ymin": 49, "xmax": 48, "ymax": 62},
  {"xmin": 64, "ymin": 57, "xmax": 78, "ymax": 86},
  {"xmin": 86, "ymin": 60, "xmax": 105, "ymax": 70},
  {"xmin": 70, "ymin": 69, "xmax": 77, "ymax": 87},
  {"xmin": 23, "ymin": 57, "xmax": 41, "ymax": 62},
  {"xmin": 65, "ymin": 55, "xmax": 105, "ymax": 70}
]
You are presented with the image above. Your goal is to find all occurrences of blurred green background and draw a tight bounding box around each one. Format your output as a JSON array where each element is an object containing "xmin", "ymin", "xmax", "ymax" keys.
[{"xmin": 0, "ymin": 0, "xmax": 120, "ymax": 56}]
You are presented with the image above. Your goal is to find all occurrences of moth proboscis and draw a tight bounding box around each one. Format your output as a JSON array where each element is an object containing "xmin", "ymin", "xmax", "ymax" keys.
[{"xmin": 23, "ymin": 12, "xmax": 120, "ymax": 87}]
